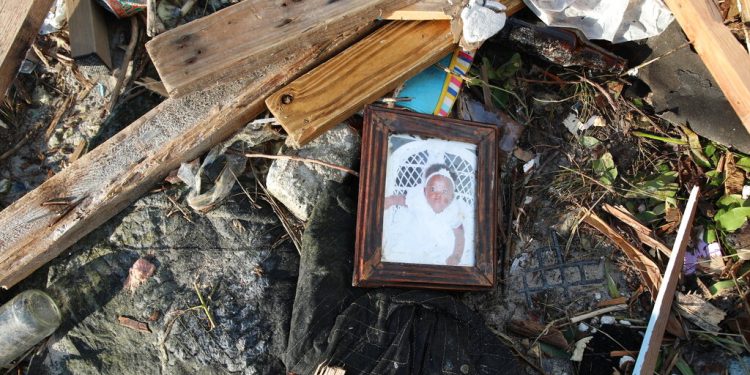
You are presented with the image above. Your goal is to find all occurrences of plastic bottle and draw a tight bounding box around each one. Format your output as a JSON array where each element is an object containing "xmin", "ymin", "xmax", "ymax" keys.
[{"xmin": 0, "ymin": 290, "xmax": 61, "ymax": 367}]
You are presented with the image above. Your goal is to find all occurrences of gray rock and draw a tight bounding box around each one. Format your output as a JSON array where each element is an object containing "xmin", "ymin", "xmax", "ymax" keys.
[
  {"xmin": 31, "ymin": 183, "xmax": 298, "ymax": 375},
  {"xmin": 637, "ymin": 22, "xmax": 750, "ymax": 154},
  {"xmin": 266, "ymin": 124, "xmax": 360, "ymax": 221}
]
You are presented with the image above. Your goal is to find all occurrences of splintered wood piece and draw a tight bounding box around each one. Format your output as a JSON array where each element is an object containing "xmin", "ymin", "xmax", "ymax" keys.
[
  {"xmin": 146, "ymin": 0, "xmax": 419, "ymax": 97},
  {"xmin": 582, "ymin": 213, "xmax": 662, "ymax": 295},
  {"xmin": 634, "ymin": 186, "xmax": 700, "ymax": 375},
  {"xmin": 674, "ymin": 292, "xmax": 725, "ymax": 332},
  {"xmin": 266, "ymin": 21, "xmax": 456, "ymax": 147},
  {"xmin": 603, "ymin": 204, "xmax": 672, "ymax": 257},
  {"xmin": 0, "ymin": 0, "xmax": 56, "ymax": 97},
  {"xmin": 0, "ymin": 2, "xmax": 380, "ymax": 289},
  {"xmin": 663, "ymin": 0, "xmax": 750, "ymax": 132}
]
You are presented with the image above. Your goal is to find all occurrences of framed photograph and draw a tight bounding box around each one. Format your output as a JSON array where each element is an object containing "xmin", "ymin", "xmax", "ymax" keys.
[{"xmin": 353, "ymin": 105, "xmax": 499, "ymax": 290}]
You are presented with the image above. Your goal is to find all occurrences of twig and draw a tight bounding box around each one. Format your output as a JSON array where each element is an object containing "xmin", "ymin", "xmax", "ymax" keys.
[
  {"xmin": 558, "ymin": 166, "xmax": 616, "ymax": 194},
  {"xmin": 107, "ymin": 17, "xmax": 140, "ymax": 114},
  {"xmin": 623, "ymin": 42, "xmax": 692, "ymax": 76},
  {"xmin": 493, "ymin": 331, "xmax": 548, "ymax": 375},
  {"xmin": 181, "ymin": 0, "xmax": 199, "ymax": 16},
  {"xmin": 569, "ymin": 304, "xmax": 628, "ymax": 324},
  {"xmin": 190, "ymin": 281, "xmax": 216, "ymax": 330},
  {"xmin": 165, "ymin": 194, "xmax": 194, "ymax": 223},
  {"xmin": 250, "ymin": 166, "xmax": 302, "ymax": 254},
  {"xmin": 578, "ymin": 75, "xmax": 618, "ymax": 111},
  {"xmin": 45, "ymin": 96, "xmax": 74, "ymax": 140},
  {"xmin": 0, "ymin": 95, "xmax": 74, "ymax": 162},
  {"xmin": 564, "ymin": 192, "xmax": 607, "ymax": 258},
  {"xmin": 243, "ymin": 152, "xmax": 359, "ymax": 177}
]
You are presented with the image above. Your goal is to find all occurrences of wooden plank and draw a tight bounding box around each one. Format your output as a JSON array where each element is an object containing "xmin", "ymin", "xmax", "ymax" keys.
[
  {"xmin": 634, "ymin": 186, "xmax": 700, "ymax": 374},
  {"xmin": 266, "ymin": 21, "xmax": 456, "ymax": 147},
  {"xmin": 383, "ymin": 0, "xmax": 526, "ymax": 20},
  {"xmin": 0, "ymin": 4, "xmax": 386, "ymax": 289},
  {"xmin": 663, "ymin": 0, "xmax": 750, "ymax": 132},
  {"xmin": 0, "ymin": 0, "xmax": 56, "ymax": 97},
  {"xmin": 146, "ymin": 0, "xmax": 420, "ymax": 97}
]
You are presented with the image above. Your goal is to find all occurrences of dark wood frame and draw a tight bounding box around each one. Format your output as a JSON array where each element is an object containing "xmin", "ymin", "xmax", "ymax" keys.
[{"xmin": 353, "ymin": 105, "xmax": 499, "ymax": 290}]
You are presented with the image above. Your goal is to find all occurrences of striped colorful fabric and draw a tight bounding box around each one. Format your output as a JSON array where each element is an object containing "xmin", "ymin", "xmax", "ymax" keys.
[{"xmin": 434, "ymin": 49, "xmax": 475, "ymax": 116}]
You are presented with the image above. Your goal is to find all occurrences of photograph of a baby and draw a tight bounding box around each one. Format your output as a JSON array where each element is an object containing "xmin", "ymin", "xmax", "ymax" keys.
[{"xmin": 381, "ymin": 134, "xmax": 477, "ymax": 267}]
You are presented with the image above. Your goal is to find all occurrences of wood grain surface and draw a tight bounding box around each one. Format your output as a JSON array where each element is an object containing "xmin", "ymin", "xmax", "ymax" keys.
[
  {"xmin": 0, "ymin": 0, "xmax": 56, "ymax": 97},
  {"xmin": 266, "ymin": 21, "xmax": 456, "ymax": 147},
  {"xmin": 0, "ymin": 4, "xmax": 381, "ymax": 289},
  {"xmin": 146, "ymin": 0, "xmax": 419, "ymax": 97}
]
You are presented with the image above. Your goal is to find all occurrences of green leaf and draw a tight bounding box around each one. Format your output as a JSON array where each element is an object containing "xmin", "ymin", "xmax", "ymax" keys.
[
  {"xmin": 606, "ymin": 275, "xmax": 620, "ymax": 298},
  {"xmin": 737, "ymin": 156, "xmax": 750, "ymax": 173},
  {"xmin": 710, "ymin": 280, "xmax": 737, "ymax": 295},
  {"xmin": 592, "ymin": 152, "xmax": 618, "ymax": 185},
  {"xmin": 714, "ymin": 206, "xmax": 750, "ymax": 232},
  {"xmin": 675, "ymin": 357, "xmax": 695, "ymax": 375},
  {"xmin": 705, "ymin": 170, "xmax": 723, "ymax": 188},
  {"xmin": 481, "ymin": 57, "xmax": 498, "ymax": 80},
  {"xmin": 632, "ymin": 98, "xmax": 644, "ymax": 108},
  {"xmin": 706, "ymin": 227, "xmax": 718, "ymax": 243},
  {"xmin": 624, "ymin": 171, "xmax": 679, "ymax": 203},
  {"xmin": 705, "ymin": 143, "xmax": 717, "ymax": 158},
  {"xmin": 716, "ymin": 194, "xmax": 747, "ymax": 208},
  {"xmin": 494, "ymin": 53, "xmax": 522, "ymax": 81},
  {"xmin": 682, "ymin": 126, "xmax": 711, "ymax": 167},
  {"xmin": 580, "ymin": 136, "xmax": 601, "ymax": 148}
]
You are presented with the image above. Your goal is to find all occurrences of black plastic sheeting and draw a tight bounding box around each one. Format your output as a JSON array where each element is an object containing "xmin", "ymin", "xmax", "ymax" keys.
[{"xmin": 283, "ymin": 182, "xmax": 522, "ymax": 375}]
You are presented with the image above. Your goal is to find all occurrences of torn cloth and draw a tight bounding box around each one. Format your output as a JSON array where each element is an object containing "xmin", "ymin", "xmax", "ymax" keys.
[{"xmin": 284, "ymin": 182, "xmax": 521, "ymax": 375}]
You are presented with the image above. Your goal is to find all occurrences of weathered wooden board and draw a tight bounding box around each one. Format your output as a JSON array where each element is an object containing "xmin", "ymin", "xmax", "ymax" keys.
[
  {"xmin": 146, "ymin": 0, "xmax": 419, "ymax": 97},
  {"xmin": 0, "ymin": 3, "xmax": 388, "ymax": 289},
  {"xmin": 266, "ymin": 21, "xmax": 456, "ymax": 147},
  {"xmin": 0, "ymin": 0, "xmax": 56, "ymax": 97},
  {"xmin": 663, "ymin": 0, "xmax": 750, "ymax": 132},
  {"xmin": 634, "ymin": 186, "xmax": 700, "ymax": 374}
]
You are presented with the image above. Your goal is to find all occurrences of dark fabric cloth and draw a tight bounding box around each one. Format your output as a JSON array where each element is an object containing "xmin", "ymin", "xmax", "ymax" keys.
[{"xmin": 284, "ymin": 182, "xmax": 522, "ymax": 375}]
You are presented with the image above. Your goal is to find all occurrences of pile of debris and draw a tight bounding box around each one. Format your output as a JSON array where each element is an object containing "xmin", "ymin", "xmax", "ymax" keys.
[{"xmin": 0, "ymin": 0, "xmax": 750, "ymax": 374}]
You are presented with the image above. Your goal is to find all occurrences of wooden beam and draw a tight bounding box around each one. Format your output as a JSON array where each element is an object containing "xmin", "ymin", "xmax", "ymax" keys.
[
  {"xmin": 634, "ymin": 186, "xmax": 700, "ymax": 374},
  {"xmin": 663, "ymin": 0, "xmax": 750, "ymax": 132},
  {"xmin": 146, "ymin": 0, "xmax": 419, "ymax": 97},
  {"xmin": 266, "ymin": 21, "xmax": 456, "ymax": 147},
  {"xmin": 0, "ymin": 3, "xmax": 388, "ymax": 289},
  {"xmin": 0, "ymin": 0, "xmax": 56, "ymax": 97}
]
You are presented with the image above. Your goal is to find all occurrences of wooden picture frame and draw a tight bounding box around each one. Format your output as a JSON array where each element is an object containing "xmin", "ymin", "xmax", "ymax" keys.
[{"xmin": 353, "ymin": 105, "xmax": 499, "ymax": 290}]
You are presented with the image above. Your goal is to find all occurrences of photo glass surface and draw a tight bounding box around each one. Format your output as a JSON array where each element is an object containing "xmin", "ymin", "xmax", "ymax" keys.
[{"xmin": 381, "ymin": 134, "xmax": 477, "ymax": 267}]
